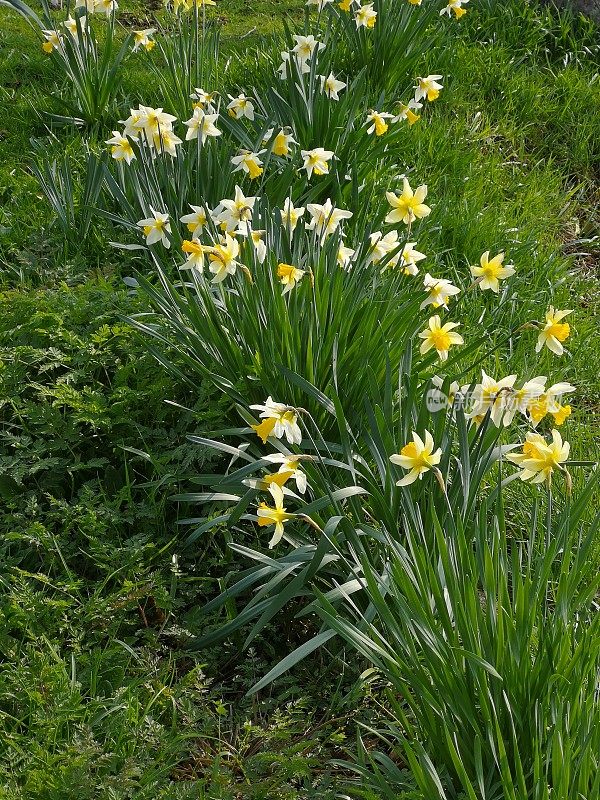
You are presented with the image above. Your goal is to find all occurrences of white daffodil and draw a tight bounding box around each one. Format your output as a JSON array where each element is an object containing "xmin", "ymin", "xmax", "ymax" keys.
[
  {"xmin": 301, "ymin": 147, "xmax": 334, "ymax": 178},
  {"xmin": 251, "ymin": 397, "xmax": 303, "ymax": 445},
  {"xmin": 206, "ymin": 233, "xmax": 241, "ymax": 283},
  {"xmin": 415, "ymin": 74, "xmax": 444, "ymax": 102},
  {"xmin": 306, "ymin": 199, "xmax": 352, "ymax": 240},
  {"xmin": 399, "ymin": 242, "xmax": 426, "ymax": 275},
  {"xmin": 183, "ymin": 108, "xmax": 221, "ymax": 142},
  {"xmin": 280, "ymin": 198, "xmax": 305, "ymax": 233},
  {"xmin": 385, "ymin": 178, "xmax": 431, "ymax": 225},
  {"xmin": 214, "ymin": 186, "xmax": 257, "ymax": 234},
  {"xmin": 105, "ymin": 131, "xmax": 135, "ymax": 164},
  {"xmin": 420, "ymin": 273, "xmax": 460, "ymax": 310},
  {"xmin": 132, "ymin": 28, "xmax": 156, "ymax": 52},
  {"xmin": 180, "ymin": 205, "xmax": 209, "ymax": 237},
  {"xmin": 227, "ymin": 93, "xmax": 255, "ymax": 120},
  {"xmin": 137, "ymin": 208, "xmax": 171, "ymax": 248},
  {"xmin": 231, "ymin": 150, "xmax": 266, "ymax": 180},
  {"xmin": 320, "ymin": 72, "xmax": 346, "ymax": 100}
]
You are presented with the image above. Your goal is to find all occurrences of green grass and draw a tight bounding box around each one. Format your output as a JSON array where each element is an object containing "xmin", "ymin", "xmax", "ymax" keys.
[{"xmin": 0, "ymin": 0, "xmax": 599, "ymax": 796}]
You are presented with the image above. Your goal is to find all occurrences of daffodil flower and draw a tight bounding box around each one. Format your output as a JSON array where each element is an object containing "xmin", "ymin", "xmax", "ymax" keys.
[
  {"xmin": 180, "ymin": 205, "xmax": 209, "ymax": 237},
  {"xmin": 183, "ymin": 108, "xmax": 222, "ymax": 142},
  {"xmin": 206, "ymin": 233, "xmax": 241, "ymax": 283},
  {"xmin": 263, "ymin": 128, "xmax": 296, "ymax": 157},
  {"xmin": 75, "ymin": 0, "xmax": 97, "ymax": 11},
  {"xmin": 385, "ymin": 178, "xmax": 431, "ymax": 225},
  {"xmin": 227, "ymin": 94, "xmax": 255, "ymax": 120},
  {"xmin": 506, "ymin": 430, "xmax": 570, "ymax": 486},
  {"xmin": 250, "ymin": 397, "xmax": 302, "ymax": 445},
  {"xmin": 42, "ymin": 29, "xmax": 62, "ymax": 53},
  {"xmin": 250, "ymin": 230, "xmax": 267, "ymax": 263},
  {"xmin": 320, "ymin": 73, "xmax": 347, "ymax": 100},
  {"xmin": 105, "ymin": 131, "xmax": 135, "ymax": 164},
  {"xmin": 153, "ymin": 128, "xmax": 183, "ymax": 156},
  {"xmin": 419, "ymin": 315, "xmax": 464, "ymax": 361},
  {"xmin": 368, "ymin": 230, "xmax": 401, "ymax": 268},
  {"xmin": 407, "ymin": 0, "xmax": 422, "ymax": 5},
  {"xmin": 420, "ymin": 273, "xmax": 460, "ymax": 310},
  {"xmin": 536, "ymin": 307, "xmax": 572, "ymax": 355},
  {"xmin": 190, "ymin": 88, "xmax": 217, "ymax": 110},
  {"xmin": 181, "ymin": 238, "xmax": 206, "ymax": 271},
  {"xmin": 214, "ymin": 186, "xmax": 257, "ymax": 234},
  {"xmin": 257, "ymin": 483, "xmax": 294, "ymax": 549},
  {"xmin": 137, "ymin": 208, "xmax": 171, "ymax": 248},
  {"xmin": 440, "ymin": 0, "xmax": 469, "ymax": 18},
  {"xmin": 281, "ymin": 198, "xmax": 305, "ymax": 233},
  {"xmin": 354, "ymin": 2, "xmax": 377, "ymax": 28},
  {"xmin": 277, "ymin": 51, "xmax": 311, "ymax": 79},
  {"xmin": 301, "ymin": 148, "xmax": 335, "ymax": 178},
  {"xmin": 338, "ymin": 0, "xmax": 354, "ymax": 10},
  {"xmin": 132, "ymin": 28, "xmax": 156, "ymax": 52},
  {"xmin": 468, "ymin": 369, "xmax": 517, "ymax": 427},
  {"xmin": 415, "ymin": 74, "xmax": 444, "ymax": 103},
  {"xmin": 399, "ymin": 242, "xmax": 426, "ymax": 275},
  {"xmin": 527, "ymin": 382, "xmax": 575, "ymax": 427},
  {"xmin": 470, "ymin": 251, "xmax": 515, "ymax": 293},
  {"xmin": 393, "ymin": 99, "xmax": 422, "ymax": 126},
  {"xmin": 231, "ymin": 150, "xmax": 265, "ymax": 180},
  {"xmin": 366, "ymin": 111, "xmax": 394, "ymax": 136},
  {"xmin": 337, "ymin": 241, "xmax": 355, "ymax": 269},
  {"xmin": 292, "ymin": 34, "xmax": 325, "ymax": 65},
  {"xmin": 277, "ymin": 262, "xmax": 306, "ymax": 294},
  {"xmin": 306, "ymin": 199, "xmax": 352, "ymax": 240},
  {"xmin": 262, "ymin": 454, "xmax": 308, "ymax": 494},
  {"xmin": 95, "ymin": 0, "xmax": 118, "ymax": 14},
  {"xmin": 63, "ymin": 15, "xmax": 86, "ymax": 37},
  {"xmin": 390, "ymin": 430, "xmax": 442, "ymax": 486},
  {"xmin": 502, "ymin": 376, "xmax": 546, "ymax": 426}
]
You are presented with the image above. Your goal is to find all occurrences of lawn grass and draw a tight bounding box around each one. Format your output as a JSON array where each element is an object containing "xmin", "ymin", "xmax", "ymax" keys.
[{"xmin": 0, "ymin": 0, "xmax": 599, "ymax": 796}]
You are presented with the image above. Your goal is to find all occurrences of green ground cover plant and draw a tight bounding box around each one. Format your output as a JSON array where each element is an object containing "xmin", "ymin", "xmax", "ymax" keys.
[{"xmin": 0, "ymin": 0, "xmax": 598, "ymax": 797}]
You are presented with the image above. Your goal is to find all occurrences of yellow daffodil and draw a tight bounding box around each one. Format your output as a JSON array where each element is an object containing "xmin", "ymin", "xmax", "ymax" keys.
[
  {"xmin": 338, "ymin": 0, "xmax": 353, "ymax": 10},
  {"xmin": 183, "ymin": 108, "xmax": 221, "ymax": 142},
  {"xmin": 227, "ymin": 93, "xmax": 255, "ymax": 120},
  {"xmin": 501, "ymin": 376, "xmax": 546, "ymax": 425},
  {"xmin": 206, "ymin": 233, "xmax": 241, "ymax": 283},
  {"xmin": 257, "ymin": 483, "xmax": 294, "ymax": 548},
  {"xmin": 281, "ymin": 198, "xmax": 305, "ymax": 233},
  {"xmin": 137, "ymin": 208, "xmax": 171, "ymax": 248},
  {"xmin": 390, "ymin": 430, "xmax": 442, "ymax": 486},
  {"xmin": 419, "ymin": 315, "xmax": 464, "ymax": 361},
  {"xmin": 536, "ymin": 306, "xmax": 572, "ymax": 356},
  {"xmin": 441, "ymin": 0, "xmax": 469, "ymax": 18},
  {"xmin": 180, "ymin": 205, "xmax": 209, "ymax": 237},
  {"xmin": 231, "ymin": 150, "xmax": 265, "ymax": 180},
  {"xmin": 420, "ymin": 273, "xmax": 460, "ymax": 310},
  {"xmin": 301, "ymin": 147, "xmax": 335, "ymax": 178},
  {"xmin": 250, "ymin": 397, "xmax": 303, "ymax": 445},
  {"xmin": 506, "ymin": 430, "xmax": 570, "ymax": 486},
  {"xmin": 277, "ymin": 262, "xmax": 306, "ymax": 294},
  {"xmin": 105, "ymin": 131, "xmax": 135, "ymax": 164},
  {"xmin": 415, "ymin": 74, "xmax": 443, "ymax": 102},
  {"xmin": 470, "ymin": 251, "xmax": 515, "ymax": 293},
  {"xmin": 366, "ymin": 111, "xmax": 394, "ymax": 136},
  {"xmin": 407, "ymin": 0, "xmax": 422, "ymax": 5},
  {"xmin": 385, "ymin": 178, "xmax": 431, "ymax": 225},
  {"xmin": 354, "ymin": 2, "xmax": 377, "ymax": 27},
  {"xmin": 132, "ymin": 29, "xmax": 156, "ymax": 52}
]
